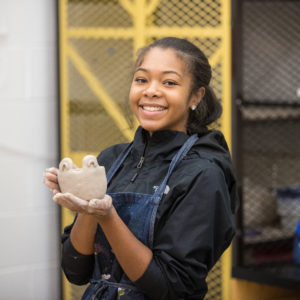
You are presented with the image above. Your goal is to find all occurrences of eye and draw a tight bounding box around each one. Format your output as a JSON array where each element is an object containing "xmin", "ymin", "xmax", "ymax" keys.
[
  {"xmin": 134, "ymin": 77, "xmax": 147, "ymax": 84},
  {"xmin": 164, "ymin": 80, "xmax": 178, "ymax": 86}
]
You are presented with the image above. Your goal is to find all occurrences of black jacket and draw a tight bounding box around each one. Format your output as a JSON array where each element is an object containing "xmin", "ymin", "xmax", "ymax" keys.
[{"xmin": 61, "ymin": 127, "xmax": 237, "ymax": 300}]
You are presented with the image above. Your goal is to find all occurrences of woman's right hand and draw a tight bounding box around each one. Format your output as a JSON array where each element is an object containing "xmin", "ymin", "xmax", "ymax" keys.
[{"xmin": 43, "ymin": 167, "xmax": 61, "ymax": 195}]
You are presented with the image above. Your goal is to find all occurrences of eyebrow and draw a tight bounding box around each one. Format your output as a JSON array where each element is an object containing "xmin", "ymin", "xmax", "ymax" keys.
[{"xmin": 135, "ymin": 67, "xmax": 182, "ymax": 79}]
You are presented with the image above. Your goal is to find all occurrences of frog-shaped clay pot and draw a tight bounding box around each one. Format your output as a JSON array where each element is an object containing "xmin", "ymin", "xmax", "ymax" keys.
[{"xmin": 57, "ymin": 155, "xmax": 107, "ymax": 201}]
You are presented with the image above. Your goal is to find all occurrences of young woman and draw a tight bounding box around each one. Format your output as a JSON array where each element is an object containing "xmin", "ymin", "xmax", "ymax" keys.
[{"xmin": 44, "ymin": 37, "xmax": 237, "ymax": 300}]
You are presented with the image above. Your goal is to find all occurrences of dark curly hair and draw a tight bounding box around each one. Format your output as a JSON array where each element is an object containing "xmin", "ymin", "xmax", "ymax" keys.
[{"xmin": 134, "ymin": 37, "xmax": 222, "ymax": 135}]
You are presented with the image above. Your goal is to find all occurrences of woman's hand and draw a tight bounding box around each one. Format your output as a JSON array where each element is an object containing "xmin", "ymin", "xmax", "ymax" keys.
[
  {"xmin": 53, "ymin": 192, "xmax": 113, "ymax": 217},
  {"xmin": 43, "ymin": 167, "xmax": 60, "ymax": 194}
]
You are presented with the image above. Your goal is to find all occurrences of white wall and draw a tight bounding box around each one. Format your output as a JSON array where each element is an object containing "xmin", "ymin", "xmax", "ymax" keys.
[{"xmin": 0, "ymin": 0, "xmax": 60, "ymax": 299}]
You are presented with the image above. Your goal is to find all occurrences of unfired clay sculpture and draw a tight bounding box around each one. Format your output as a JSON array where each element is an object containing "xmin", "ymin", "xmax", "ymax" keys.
[{"xmin": 57, "ymin": 155, "xmax": 107, "ymax": 201}]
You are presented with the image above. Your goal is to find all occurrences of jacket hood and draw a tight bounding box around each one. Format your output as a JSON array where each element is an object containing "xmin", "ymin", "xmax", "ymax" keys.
[{"xmin": 194, "ymin": 130, "xmax": 239, "ymax": 213}]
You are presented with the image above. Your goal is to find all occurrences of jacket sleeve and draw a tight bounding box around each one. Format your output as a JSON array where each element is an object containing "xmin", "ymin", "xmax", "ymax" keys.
[
  {"xmin": 134, "ymin": 166, "xmax": 236, "ymax": 299},
  {"xmin": 61, "ymin": 217, "xmax": 95, "ymax": 285}
]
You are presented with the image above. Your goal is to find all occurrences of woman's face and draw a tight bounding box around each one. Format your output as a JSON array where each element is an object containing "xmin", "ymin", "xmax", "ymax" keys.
[{"xmin": 129, "ymin": 47, "xmax": 198, "ymax": 135}]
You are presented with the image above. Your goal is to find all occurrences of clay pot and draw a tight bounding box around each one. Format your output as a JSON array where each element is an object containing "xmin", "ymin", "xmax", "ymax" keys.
[{"xmin": 57, "ymin": 155, "xmax": 107, "ymax": 201}]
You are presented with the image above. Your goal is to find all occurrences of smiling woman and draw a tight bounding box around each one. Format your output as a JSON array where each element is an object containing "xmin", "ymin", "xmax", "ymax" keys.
[
  {"xmin": 44, "ymin": 37, "xmax": 237, "ymax": 300},
  {"xmin": 130, "ymin": 47, "xmax": 201, "ymax": 135},
  {"xmin": 132, "ymin": 37, "xmax": 222, "ymax": 136}
]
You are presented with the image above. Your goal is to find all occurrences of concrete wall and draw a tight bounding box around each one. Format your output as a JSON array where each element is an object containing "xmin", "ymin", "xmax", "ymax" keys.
[{"xmin": 0, "ymin": 0, "xmax": 60, "ymax": 299}]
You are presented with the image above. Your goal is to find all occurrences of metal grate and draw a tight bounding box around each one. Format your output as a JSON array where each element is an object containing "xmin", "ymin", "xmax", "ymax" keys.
[
  {"xmin": 68, "ymin": 0, "xmax": 133, "ymax": 27},
  {"xmin": 68, "ymin": 38, "xmax": 134, "ymax": 152},
  {"xmin": 242, "ymin": 115, "xmax": 300, "ymax": 247},
  {"xmin": 147, "ymin": 0, "xmax": 222, "ymax": 27},
  {"xmin": 59, "ymin": 0, "xmax": 232, "ymax": 299},
  {"xmin": 206, "ymin": 259, "xmax": 222, "ymax": 299},
  {"xmin": 239, "ymin": 0, "xmax": 300, "ymax": 271},
  {"xmin": 242, "ymin": 1, "xmax": 300, "ymax": 104}
]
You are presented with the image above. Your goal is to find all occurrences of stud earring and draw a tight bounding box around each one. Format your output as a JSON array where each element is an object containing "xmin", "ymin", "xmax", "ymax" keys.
[{"xmin": 191, "ymin": 105, "xmax": 197, "ymax": 111}]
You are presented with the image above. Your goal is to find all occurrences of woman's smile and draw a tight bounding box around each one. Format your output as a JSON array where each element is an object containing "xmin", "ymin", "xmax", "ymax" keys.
[
  {"xmin": 141, "ymin": 105, "xmax": 166, "ymax": 112},
  {"xmin": 139, "ymin": 104, "xmax": 168, "ymax": 118}
]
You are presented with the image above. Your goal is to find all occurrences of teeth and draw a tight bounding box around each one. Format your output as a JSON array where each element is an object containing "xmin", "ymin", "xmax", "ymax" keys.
[{"xmin": 142, "ymin": 106, "xmax": 165, "ymax": 111}]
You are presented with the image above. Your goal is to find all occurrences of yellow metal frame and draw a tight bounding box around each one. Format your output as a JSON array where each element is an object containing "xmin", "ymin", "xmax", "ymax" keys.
[
  {"xmin": 220, "ymin": 2, "xmax": 232, "ymax": 300},
  {"xmin": 59, "ymin": 1, "xmax": 232, "ymax": 299}
]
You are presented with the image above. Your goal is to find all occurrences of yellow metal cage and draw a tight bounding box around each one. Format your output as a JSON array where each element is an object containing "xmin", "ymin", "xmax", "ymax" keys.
[{"xmin": 58, "ymin": 0, "xmax": 232, "ymax": 299}]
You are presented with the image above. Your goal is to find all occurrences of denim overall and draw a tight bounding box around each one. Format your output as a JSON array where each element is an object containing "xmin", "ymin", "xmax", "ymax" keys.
[{"xmin": 82, "ymin": 134, "xmax": 198, "ymax": 300}]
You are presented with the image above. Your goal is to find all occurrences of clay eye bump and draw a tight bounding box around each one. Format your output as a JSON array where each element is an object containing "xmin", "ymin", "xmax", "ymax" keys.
[
  {"xmin": 59, "ymin": 157, "xmax": 73, "ymax": 172},
  {"xmin": 88, "ymin": 161, "xmax": 97, "ymax": 168},
  {"xmin": 82, "ymin": 155, "xmax": 99, "ymax": 169}
]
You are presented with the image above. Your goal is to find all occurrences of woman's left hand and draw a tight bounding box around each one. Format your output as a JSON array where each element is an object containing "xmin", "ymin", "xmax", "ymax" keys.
[{"xmin": 53, "ymin": 192, "xmax": 112, "ymax": 216}]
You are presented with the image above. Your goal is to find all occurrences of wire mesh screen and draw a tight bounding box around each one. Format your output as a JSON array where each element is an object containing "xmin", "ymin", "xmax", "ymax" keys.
[
  {"xmin": 240, "ymin": 0, "xmax": 300, "ymax": 271},
  {"xmin": 68, "ymin": 0, "xmax": 133, "ymax": 27},
  {"xmin": 68, "ymin": 38, "xmax": 133, "ymax": 152},
  {"xmin": 206, "ymin": 259, "xmax": 222, "ymax": 299},
  {"xmin": 147, "ymin": 0, "xmax": 221, "ymax": 27},
  {"xmin": 242, "ymin": 0, "xmax": 300, "ymax": 104},
  {"xmin": 59, "ymin": 0, "xmax": 231, "ymax": 299}
]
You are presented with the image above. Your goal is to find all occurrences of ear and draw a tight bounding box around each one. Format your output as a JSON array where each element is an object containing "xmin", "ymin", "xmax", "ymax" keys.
[{"xmin": 189, "ymin": 87, "xmax": 205, "ymax": 109}]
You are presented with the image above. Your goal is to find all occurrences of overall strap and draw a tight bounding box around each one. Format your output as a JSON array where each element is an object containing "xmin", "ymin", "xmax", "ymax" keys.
[
  {"xmin": 106, "ymin": 143, "xmax": 133, "ymax": 184},
  {"xmin": 154, "ymin": 134, "xmax": 198, "ymax": 199}
]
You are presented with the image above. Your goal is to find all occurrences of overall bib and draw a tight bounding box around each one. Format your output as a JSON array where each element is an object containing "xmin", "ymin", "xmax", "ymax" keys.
[{"xmin": 82, "ymin": 134, "xmax": 198, "ymax": 300}]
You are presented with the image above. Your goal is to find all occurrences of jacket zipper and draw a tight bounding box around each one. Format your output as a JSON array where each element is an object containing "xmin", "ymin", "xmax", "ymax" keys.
[
  {"xmin": 122, "ymin": 140, "xmax": 148, "ymax": 192},
  {"xmin": 130, "ymin": 155, "xmax": 145, "ymax": 182},
  {"xmin": 122, "ymin": 136, "xmax": 149, "ymax": 193}
]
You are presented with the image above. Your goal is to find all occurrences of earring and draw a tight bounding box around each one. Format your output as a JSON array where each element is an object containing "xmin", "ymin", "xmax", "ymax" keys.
[{"xmin": 191, "ymin": 105, "xmax": 197, "ymax": 111}]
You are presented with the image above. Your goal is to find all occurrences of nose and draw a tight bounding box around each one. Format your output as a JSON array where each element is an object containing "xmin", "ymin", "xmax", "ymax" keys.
[{"xmin": 143, "ymin": 81, "xmax": 162, "ymax": 98}]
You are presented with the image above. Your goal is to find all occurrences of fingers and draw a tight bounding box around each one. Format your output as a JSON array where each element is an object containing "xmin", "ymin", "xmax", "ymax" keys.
[
  {"xmin": 88, "ymin": 195, "xmax": 112, "ymax": 215},
  {"xmin": 44, "ymin": 168, "xmax": 58, "ymax": 183},
  {"xmin": 89, "ymin": 195, "xmax": 112, "ymax": 210},
  {"xmin": 43, "ymin": 178, "xmax": 60, "ymax": 194},
  {"xmin": 53, "ymin": 193, "xmax": 81, "ymax": 212},
  {"xmin": 43, "ymin": 167, "xmax": 61, "ymax": 194},
  {"xmin": 64, "ymin": 193, "xmax": 89, "ymax": 208},
  {"xmin": 53, "ymin": 193, "xmax": 113, "ymax": 217},
  {"xmin": 53, "ymin": 192, "xmax": 88, "ymax": 213},
  {"xmin": 46, "ymin": 167, "xmax": 58, "ymax": 175},
  {"xmin": 53, "ymin": 189, "xmax": 60, "ymax": 195}
]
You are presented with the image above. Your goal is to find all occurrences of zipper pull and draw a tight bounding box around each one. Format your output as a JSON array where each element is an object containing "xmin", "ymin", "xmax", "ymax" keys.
[
  {"xmin": 130, "ymin": 156, "xmax": 145, "ymax": 183},
  {"xmin": 130, "ymin": 173, "xmax": 138, "ymax": 182},
  {"xmin": 137, "ymin": 156, "xmax": 145, "ymax": 169}
]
